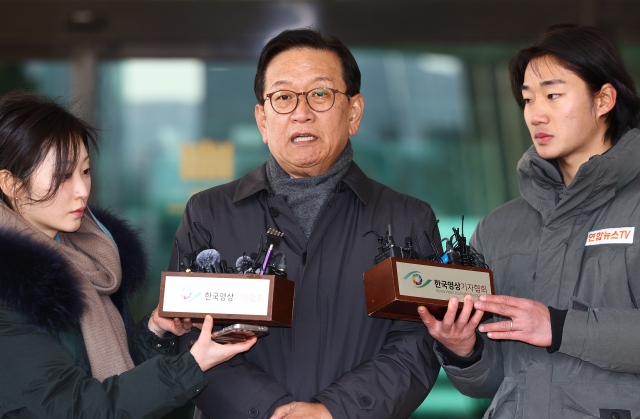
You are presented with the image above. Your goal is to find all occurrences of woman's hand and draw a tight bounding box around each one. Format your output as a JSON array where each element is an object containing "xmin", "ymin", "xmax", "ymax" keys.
[
  {"xmin": 475, "ymin": 295, "xmax": 551, "ymax": 347},
  {"xmin": 147, "ymin": 306, "xmax": 193, "ymax": 338},
  {"xmin": 189, "ymin": 315, "xmax": 256, "ymax": 371},
  {"xmin": 418, "ymin": 295, "xmax": 484, "ymax": 357}
]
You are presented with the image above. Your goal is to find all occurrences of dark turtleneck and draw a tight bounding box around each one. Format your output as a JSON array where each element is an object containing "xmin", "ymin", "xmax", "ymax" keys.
[{"xmin": 266, "ymin": 140, "xmax": 353, "ymax": 239}]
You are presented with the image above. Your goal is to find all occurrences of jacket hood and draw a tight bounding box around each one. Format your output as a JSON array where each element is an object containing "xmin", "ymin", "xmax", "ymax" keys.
[
  {"xmin": 0, "ymin": 207, "xmax": 148, "ymax": 334},
  {"xmin": 517, "ymin": 128, "xmax": 640, "ymax": 223}
]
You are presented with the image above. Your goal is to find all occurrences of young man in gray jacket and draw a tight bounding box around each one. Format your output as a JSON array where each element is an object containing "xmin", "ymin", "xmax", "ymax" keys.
[{"xmin": 420, "ymin": 25, "xmax": 640, "ymax": 419}]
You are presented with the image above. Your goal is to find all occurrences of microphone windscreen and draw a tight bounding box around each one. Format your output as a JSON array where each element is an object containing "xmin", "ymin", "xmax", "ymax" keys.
[
  {"xmin": 236, "ymin": 255, "xmax": 254, "ymax": 270},
  {"xmin": 236, "ymin": 255, "xmax": 253, "ymax": 269},
  {"xmin": 196, "ymin": 249, "xmax": 216, "ymax": 269}
]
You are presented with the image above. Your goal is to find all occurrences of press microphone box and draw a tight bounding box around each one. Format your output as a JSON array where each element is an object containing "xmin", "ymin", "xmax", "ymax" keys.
[
  {"xmin": 158, "ymin": 272, "xmax": 295, "ymax": 326},
  {"xmin": 363, "ymin": 257, "xmax": 494, "ymax": 321}
]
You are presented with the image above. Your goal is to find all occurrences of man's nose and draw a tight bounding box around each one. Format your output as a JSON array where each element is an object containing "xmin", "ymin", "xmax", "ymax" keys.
[
  {"xmin": 290, "ymin": 93, "xmax": 314, "ymax": 120},
  {"xmin": 527, "ymin": 103, "xmax": 549, "ymax": 126}
]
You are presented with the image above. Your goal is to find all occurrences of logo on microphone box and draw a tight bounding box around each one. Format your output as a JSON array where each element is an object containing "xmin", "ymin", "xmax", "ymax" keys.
[
  {"xmin": 180, "ymin": 287, "xmax": 201, "ymax": 302},
  {"xmin": 402, "ymin": 271, "xmax": 432, "ymax": 288}
]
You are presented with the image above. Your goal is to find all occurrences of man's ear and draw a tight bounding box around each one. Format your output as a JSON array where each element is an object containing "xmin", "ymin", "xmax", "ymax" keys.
[
  {"xmin": 595, "ymin": 83, "xmax": 617, "ymax": 119},
  {"xmin": 348, "ymin": 94, "xmax": 365, "ymax": 137},
  {"xmin": 255, "ymin": 104, "xmax": 269, "ymax": 145}
]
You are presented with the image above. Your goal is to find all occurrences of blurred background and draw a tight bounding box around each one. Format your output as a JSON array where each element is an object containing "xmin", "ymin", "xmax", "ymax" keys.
[{"xmin": 2, "ymin": 0, "xmax": 640, "ymax": 417}]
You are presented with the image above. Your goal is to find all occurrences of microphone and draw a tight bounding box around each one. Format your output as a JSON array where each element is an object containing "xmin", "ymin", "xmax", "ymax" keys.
[
  {"xmin": 234, "ymin": 228, "xmax": 288, "ymax": 276},
  {"xmin": 364, "ymin": 224, "xmax": 403, "ymax": 265},
  {"xmin": 220, "ymin": 259, "xmax": 230, "ymax": 273},
  {"xmin": 248, "ymin": 253, "xmax": 261, "ymax": 273},
  {"xmin": 403, "ymin": 236, "xmax": 421, "ymax": 260},
  {"xmin": 235, "ymin": 255, "xmax": 255, "ymax": 274},
  {"xmin": 196, "ymin": 249, "xmax": 222, "ymax": 273},
  {"xmin": 272, "ymin": 252, "xmax": 287, "ymax": 277},
  {"xmin": 260, "ymin": 244, "xmax": 274, "ymax": 274}
]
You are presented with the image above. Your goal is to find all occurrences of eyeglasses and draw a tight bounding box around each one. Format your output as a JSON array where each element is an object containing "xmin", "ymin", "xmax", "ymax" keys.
[{"xmin": 264, "ymin": 87, "xmax": 349, "ymax": 114}]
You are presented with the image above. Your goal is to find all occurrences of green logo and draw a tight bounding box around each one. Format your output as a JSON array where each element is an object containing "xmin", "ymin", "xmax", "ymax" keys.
[{"xmin": 402, "ymin": 271, "xmax": 432, "ymax": 288}]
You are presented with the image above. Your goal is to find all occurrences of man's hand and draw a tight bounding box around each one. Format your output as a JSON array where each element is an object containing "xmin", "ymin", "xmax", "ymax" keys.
[
  {"xmin": 270, "ymin": 402, "xmax": 333, "ymax": 419},
  {"xmin": 475, "ymin": 294, "xmax": 551, "ymax": 347},
  {"xmin": 148, "ymin": 306, "xmax": 193, "ymax": 337},
  {"xmin": 418, "ymin": 295, "xmax": 484, "ymax": 357}
]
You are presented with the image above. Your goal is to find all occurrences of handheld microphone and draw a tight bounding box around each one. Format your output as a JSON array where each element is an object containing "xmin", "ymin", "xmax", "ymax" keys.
[{"xmin": 196, "ymin": 249, "xmax": 222, "ymax": 273}]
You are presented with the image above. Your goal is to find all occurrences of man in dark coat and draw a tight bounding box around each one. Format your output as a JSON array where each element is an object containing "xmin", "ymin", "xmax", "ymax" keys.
[{"xmin": 170, "ymin": 28, "xmax": 441, "ymax": 419}]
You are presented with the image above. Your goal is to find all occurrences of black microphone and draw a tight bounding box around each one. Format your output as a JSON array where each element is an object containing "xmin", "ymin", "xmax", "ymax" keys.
[
  {"xmin": 220, "ymin": 259, "xmax": 230, "ymax": 273},
  {"xmin": 272, "ymin": 252, "xmax": 287, "ymax": 277},
  {"xmin": 248, "ymin": 252, "xmax": 261, "ymax": 273},
  {"xmin": 403, "ymin": 236, "xmax": 421, "ymax": 259},
  {"xmin": 196, "ymin": 249, "xmax": 222, "ymax": 273}
]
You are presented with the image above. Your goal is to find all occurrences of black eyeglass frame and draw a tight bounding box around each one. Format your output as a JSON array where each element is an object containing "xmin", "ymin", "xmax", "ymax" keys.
[{"xmin": 264, "ymin": 87, "xmax": 350, "ymax": 114}]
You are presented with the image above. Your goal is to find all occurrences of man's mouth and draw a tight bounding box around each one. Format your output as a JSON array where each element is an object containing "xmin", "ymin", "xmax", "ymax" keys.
[
  {"xmin": 534, "ymin": 132, "xmax": 553, "ymax": 143},
  {"xmin": 291, "ymin": 134, "xmax": 318, "ymax": 143}
]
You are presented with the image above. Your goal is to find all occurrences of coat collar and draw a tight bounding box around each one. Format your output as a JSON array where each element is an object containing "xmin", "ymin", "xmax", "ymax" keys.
[
  {"xmin": 0, "ymin": 207, "xmax": 147, "ymax": 334},
  {"xmin": 518, "ymin": 128, "xmax": 640, "ymax": 223},
  {"xmin": 232, "ymin": 160, "xmax": 372, "ymax": 205}
]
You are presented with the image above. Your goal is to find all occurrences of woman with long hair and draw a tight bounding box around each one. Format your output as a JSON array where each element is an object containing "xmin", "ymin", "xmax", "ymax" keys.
[{"xmin": 0, "ymin": 91, "xmax": 255, "ymax": 418}]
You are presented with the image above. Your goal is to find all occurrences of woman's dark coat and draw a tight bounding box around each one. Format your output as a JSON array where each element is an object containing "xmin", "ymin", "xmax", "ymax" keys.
[{"xmin": 0, "ymin": 208, "xmax": 205, "ymax": 418}]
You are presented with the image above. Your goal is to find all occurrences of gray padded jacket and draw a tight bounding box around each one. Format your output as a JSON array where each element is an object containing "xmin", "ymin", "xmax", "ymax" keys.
[{"xmin": 438, "ymin": 128, "xmax": 640, "ymax": 419}]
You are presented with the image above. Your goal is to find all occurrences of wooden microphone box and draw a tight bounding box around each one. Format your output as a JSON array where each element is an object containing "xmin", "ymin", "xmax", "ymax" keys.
[
  {"xmin": 363, "ymin": 257, "xmax": 494, "ymax": 321},
  {"xmin": 158, "ymin": 271, "xmax": 295, "ymax": 326}
]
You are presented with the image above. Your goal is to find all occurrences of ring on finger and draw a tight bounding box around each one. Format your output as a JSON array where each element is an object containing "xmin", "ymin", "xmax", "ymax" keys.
[{"xmin": 509, "ymin": 320, "xmax": 513, "ymax": 331}]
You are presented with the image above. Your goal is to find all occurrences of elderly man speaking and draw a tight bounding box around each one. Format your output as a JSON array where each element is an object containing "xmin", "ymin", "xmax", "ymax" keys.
[{"xmin": 171, "ymin": 29, "xmax": 441, "ymax": 419}]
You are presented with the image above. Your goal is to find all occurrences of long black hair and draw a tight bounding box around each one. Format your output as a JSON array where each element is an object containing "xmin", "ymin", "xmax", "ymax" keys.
[
  {"xmin": 0, "ymin": 91, "xmax": 98, "ymax": 208},
  {"xmin": 509, "ymin": 24, "xmax": 640, "ymax": 144}
]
